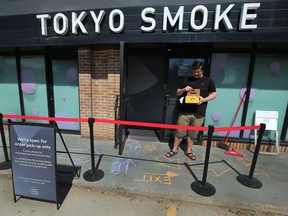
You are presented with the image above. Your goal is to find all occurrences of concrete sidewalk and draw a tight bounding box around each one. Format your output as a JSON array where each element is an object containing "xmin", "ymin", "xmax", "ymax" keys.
[{"xmin": 1, "ymin": 129, "xmax": 288, "ymax": 215}]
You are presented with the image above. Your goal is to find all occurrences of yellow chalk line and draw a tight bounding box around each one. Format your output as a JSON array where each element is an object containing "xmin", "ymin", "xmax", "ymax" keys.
[{"xmin": 167, "ymin": 205, "xmax": 177, "ymax": 216}]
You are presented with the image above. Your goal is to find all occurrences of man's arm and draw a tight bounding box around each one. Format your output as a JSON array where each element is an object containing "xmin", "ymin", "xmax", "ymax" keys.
[
  {"xmin": 176, "ymin": 86, "xmax": 193, "ymax": 96},
  {"xmin": 199, "ymin": 92, "xmax": 217, "ymax": 104}
]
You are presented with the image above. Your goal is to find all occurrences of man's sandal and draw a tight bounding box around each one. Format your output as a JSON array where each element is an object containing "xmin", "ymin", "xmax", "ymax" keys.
[
  {"xmin": 185, "ymin": 152, "xmax": 196, "ymax": 160},
  {"xmin": 166, "ymin": 150, "xmax": 178, "ymax": 158}
]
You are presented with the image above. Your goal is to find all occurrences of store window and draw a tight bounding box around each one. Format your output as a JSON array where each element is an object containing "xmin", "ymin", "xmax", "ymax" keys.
[
  {"xmin": 20, "ymin": 56, "xmax": 49, "ymax": 122},
  {"xmin": 52, "ymin": 59, "xmax": 80, "ymax": 131},
  {"xmin": 165, "ymin": 58, "xmax": 205, "ymax": 125},
  {"xmin": 247, "ymin": 54, "xmax": 288, "ymax": 142},
  {"xmin": 0, "ymin": 52, "xmax": 80, "ymax": 132},
  {"xmin": 205, "ymin": 53, "xmax": 251, "ymax": 138},
  {"xmin": 0, "ymin": 56, "xmax": 21, "ymax": 116}
]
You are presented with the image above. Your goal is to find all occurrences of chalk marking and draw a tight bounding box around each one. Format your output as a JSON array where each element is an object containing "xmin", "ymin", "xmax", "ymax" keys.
[
  {"xmin": 109, "ymin": 158, "xmax": 137, "ymax": 175},
  {"xmin": 127, "ymin": 141, "xmax": 142, "ymax": 152},
  {"xmin": 135, "ymin": 171, "xmax": 179, "ymax": 185},
  {"xmin": 155, "ymin": 155, "xmax": 182, "ymax": 170},
  {"xmin": 122, "ymin": 159, "xmax": 137, "ymax": 174},
  {"xmin": 145, "ymin": 143, "xmax": 157, "ymax": 151},
  {"xmin": 167, "ymin": 206, "xmax": 177, "ymax": 216}
]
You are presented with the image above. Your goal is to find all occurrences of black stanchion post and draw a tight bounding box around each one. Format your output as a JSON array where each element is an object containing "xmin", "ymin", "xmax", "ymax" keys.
[
  {"xmin": 83, "ymin": 117, "xmax": 104, "ymax": 181},
  {"xmin": 237, "ymin": 123, "xmax": 266, "ymax": 189},
  {"xmin": 191, "ymin": 125, "xmax": 216, "ymax": 196},
  {"xmin": 114, "ymin": 95, "xmax": 119, "ymax": 149},
  {"xmin": 0, "ymin": 113, "xmax": 11, "ymax": 170}
]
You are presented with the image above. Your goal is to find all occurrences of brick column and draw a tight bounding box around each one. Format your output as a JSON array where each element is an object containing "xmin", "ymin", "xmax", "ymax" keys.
[
  {"xmin": 78, "ymin": 47, "xmax": 93, "ymax": 137},
  {"xmin": 91, "ymin": 46, "xmax": 120, "ymax": 140}
]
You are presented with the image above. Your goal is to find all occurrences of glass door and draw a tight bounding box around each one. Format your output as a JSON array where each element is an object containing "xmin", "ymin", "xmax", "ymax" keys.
[
  {"xmin": 163, "ymin": 57, "xmax": 205, "ymax": 141},
  {"xmin": 51, "ymin": 59, "xmax": 80, "ymax": 131},
  {"xmin": 118, "ymin": 41, "xmax": 128, "ymax": 155},
  {"xmin": 0, "ymin": 56, "xmax": 21, "ymax": 116},
  {"xmin": 20, "ymin": 56, "xmax": 49, "ymax": 122}
]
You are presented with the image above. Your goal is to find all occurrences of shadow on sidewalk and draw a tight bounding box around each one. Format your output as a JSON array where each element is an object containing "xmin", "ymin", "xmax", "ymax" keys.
[{"xmin": 56, "ymin": 164, "xmax": 81, "ymax": 209}]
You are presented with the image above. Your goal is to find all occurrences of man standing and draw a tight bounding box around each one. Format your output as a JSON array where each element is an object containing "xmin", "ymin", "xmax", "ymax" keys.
[{"xmin": 166, "ymin": 60, "xmax": 217, "ymax": 160}]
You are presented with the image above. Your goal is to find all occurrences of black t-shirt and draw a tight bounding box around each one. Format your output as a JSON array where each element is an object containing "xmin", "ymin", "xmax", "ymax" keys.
[{"xmin": 178, "ymin": 76, "xmax": 216, "ymax": 116}]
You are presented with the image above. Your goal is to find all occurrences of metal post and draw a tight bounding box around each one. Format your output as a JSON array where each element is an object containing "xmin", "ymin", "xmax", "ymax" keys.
[
  {"xmin": 83, "ymin": 118, "xmax": 104, "ymax": 181},
  {"xmin": 0, "ymin": 113, "xmax": 11, "ymax": 170},
  {"xmin": 237, "ymin": 123, "xmax": 266, "ymax": 188},
  {"xmin": 191, "ymin": 125, "xmax": 216, "ymax": 196},
  {"xmin": 114, "ymin": 95, "xmax": 119, "ymax": 149}
]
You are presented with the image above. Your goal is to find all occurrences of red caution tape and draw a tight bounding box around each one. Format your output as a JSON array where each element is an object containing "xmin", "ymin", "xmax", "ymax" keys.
[
  {"xmin": 2, "ymin": 114, "xmax": 87, "ymax": 123},
  {"xmin": 2, "ymin": 114, "xmax": 261, "ymax": 132},
  {"xmin": 214, "ymin": 125, "xmax": 260, "ymax": 132},
  {"xmin": 94, "ymin": 118, "xmax": 208, "ymax": 131}
]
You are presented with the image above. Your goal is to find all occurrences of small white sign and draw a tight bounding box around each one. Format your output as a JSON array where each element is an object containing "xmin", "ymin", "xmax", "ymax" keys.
[{"xmin": 255, "ymin": 110, "xmax": 278, "ymax": 130}]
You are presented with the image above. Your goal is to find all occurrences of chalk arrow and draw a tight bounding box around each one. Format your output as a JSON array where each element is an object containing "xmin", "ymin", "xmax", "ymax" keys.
[
  {"xmin": 127, "ymin": 141, "xmax": 142, "ymax": 151},
  {"xmin": 122, "ymin": 159, "xmax": 137, "ymax": 174}
]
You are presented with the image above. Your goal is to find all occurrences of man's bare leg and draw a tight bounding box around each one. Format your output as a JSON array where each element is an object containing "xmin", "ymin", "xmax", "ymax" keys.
[
  {"xmin": 186, "ymin": 136, "xmax": 194, "ymax": 154},
  {"xmin": 184, "ymin": 136, "xmax": 196, "ymax": 160},
  {"xmin": 166, "ymin": 136, "xmax": 182, "ymax": 157},
  {"xmin": 171, "ymin": 136, "xmax": 182, "ymax": 152}
]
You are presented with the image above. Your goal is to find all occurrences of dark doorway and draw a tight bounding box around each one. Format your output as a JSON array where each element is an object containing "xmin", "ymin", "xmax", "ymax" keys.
[
  {"xmin": 126, "ymin": 54, "xmax": 166, "ymax": 123},
  {"xmin": 124, "ymin": 44, "xmax": 209, "ymax": 142}
]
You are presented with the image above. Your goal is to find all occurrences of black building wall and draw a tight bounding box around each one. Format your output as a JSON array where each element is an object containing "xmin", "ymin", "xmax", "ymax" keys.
[{"xmin": 0, "ymin": 0, "xmax": 287, "ymax": 47}]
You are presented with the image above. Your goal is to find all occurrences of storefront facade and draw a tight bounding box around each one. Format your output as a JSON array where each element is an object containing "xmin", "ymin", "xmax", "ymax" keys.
[{"xmin": 0, "ymin": 0, "xmax": 287, "ymax": 148}]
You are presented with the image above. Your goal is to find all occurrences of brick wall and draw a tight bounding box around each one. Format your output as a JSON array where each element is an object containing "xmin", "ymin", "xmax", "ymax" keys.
[
  {"xmin": 78, "ymin": 47, "xmax": 92, "ymax": 137},
  {"xmin": 78, "ymin": 45, "xmax": 120, "ymax": 139}
]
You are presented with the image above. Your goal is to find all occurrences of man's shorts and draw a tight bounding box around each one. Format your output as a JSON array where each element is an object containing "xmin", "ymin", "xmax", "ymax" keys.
[{"xmin": 175, "ymin": 113, "xmax": 205, "ymax": 141}]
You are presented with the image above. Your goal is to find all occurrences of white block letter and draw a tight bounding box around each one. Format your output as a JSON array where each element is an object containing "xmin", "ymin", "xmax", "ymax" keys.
[
  {"xmin": 239, "ymin": 3, "xmax": 260, "ymax": 30},
  {"xmin": 36, "ymin": 14, "xmax": 51, "ymax": 36},
  {"xmin": 141, "ymin": 7, "xmax": 156, "ymax": 32},
  {"xmin": 90, "ymin": 10, "xmax": 106, "ymax": 33},
  {"xmin": 163, "ymin": 6, "xmax": 184, "ymax": 32},
  {"xmin": 72, "ymin": 11, "xmax": 88, "ymax": 35},
  {"xmin": 109, "ymin": 9, "xmax": 125, "ymax": 33},
  {"xmin": 214, "ymin": 4, "xmax": 234, "ymax": 31},
  {"xmin": 53, "ymin": 13, "xmax": 69, "ymax": 35},
  {"xmin": 190, "ymin": 5, "xmax": 208, "ymax": 31}
]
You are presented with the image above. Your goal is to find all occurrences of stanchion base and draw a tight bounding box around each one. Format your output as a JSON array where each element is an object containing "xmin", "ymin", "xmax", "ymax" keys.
[
  {"xmin": 191, "ymin": 181, "xmax": 216, "ymax": 196},
  {"xmin": 0, "ymin": 161, "xmax": 11, "ymax": 170},
  {"xmin": 83, "ymin": 169, "xmax": 104, "ymax": 182},
  {"xmin": 236, "ymin": 175, "xmax": 262, "ymax": 189}
]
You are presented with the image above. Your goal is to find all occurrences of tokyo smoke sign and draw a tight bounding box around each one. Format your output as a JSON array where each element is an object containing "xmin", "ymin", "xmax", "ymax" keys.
[{"xmin": 36, "ymin": 3, "xmax": 260, "ymax": 36}]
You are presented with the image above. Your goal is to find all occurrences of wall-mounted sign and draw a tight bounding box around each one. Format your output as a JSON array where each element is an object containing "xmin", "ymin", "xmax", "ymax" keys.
[
  {"xmin": 36, "ymin": 3, "xmax": 261, "ymax": 36},
  {"xmin": 1, "ymin": 1, "xmax": 287, "ymax": 46}
]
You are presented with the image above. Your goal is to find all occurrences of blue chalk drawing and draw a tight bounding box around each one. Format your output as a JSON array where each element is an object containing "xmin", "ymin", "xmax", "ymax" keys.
[
  {"xmin": 110, "ymin": 158, "xmax": 137, "ymax": 175},
  {"xmin": 127, "ymin": 141, "xmax": 142, "ymax": 152}
]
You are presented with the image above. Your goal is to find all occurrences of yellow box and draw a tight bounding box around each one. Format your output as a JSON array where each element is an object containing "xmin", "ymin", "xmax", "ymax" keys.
[{"xmin": 185, "ymin": 89, "xmax": 200, "ymax": 104}]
